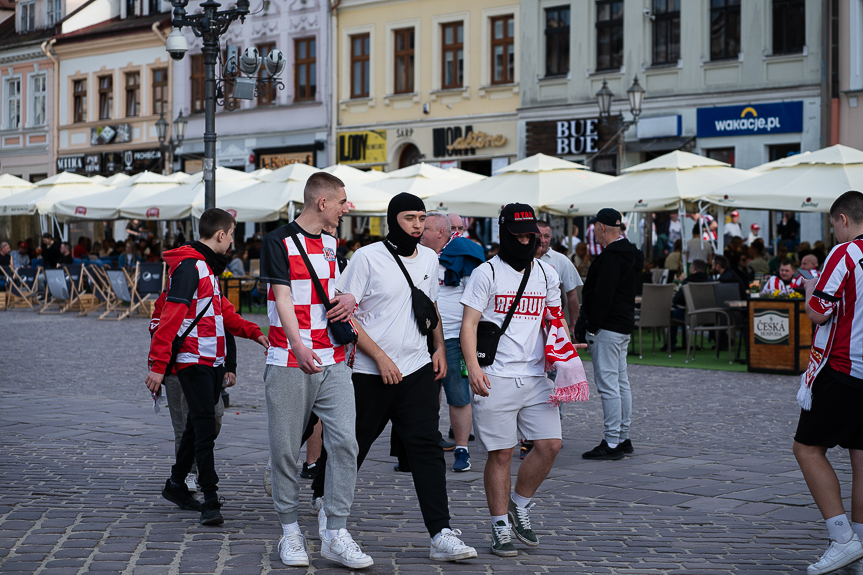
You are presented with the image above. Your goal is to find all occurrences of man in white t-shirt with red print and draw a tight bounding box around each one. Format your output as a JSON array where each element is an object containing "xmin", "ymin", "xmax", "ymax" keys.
[
  {"xmin": 461, "ymin": 204, "xmax": 566, "ymax": 557},
  {"xmin": 794, "ymin": 191, "xmax": 863, "ymax": 575},
  {"xmin": 260, "ymin": 173, "xmax": 373, "ymax": 570}
]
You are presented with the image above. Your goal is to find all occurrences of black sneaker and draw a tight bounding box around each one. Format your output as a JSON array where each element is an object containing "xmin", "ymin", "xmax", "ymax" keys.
[
  {"xmin": 200, "ymin": 498, "xmax": 224, "ymax": 526},
  {"xmin": 619, "ymin": 439, "xmax": 634, "ymax": 454},
  {"xmin": 162, "ymin": 479, "xmax": 202, "ymax": 511},
  {"xmin": 439, "ymin": 438, "xmax": 456, "ymax": 451},
  {"xmin": 582, "ymin": 440, "xmax": 625, "ymax": 461},
  {"xmin": 447, "ymin": 427, "xmax": 475, "ymax": 441},
  {"xmin": 300, "ymin": 461, "xmax": 319, "ymax": 479},
  {"xmin": 519, "ymin": 440, "xmax": 534, "ymax": 460}
]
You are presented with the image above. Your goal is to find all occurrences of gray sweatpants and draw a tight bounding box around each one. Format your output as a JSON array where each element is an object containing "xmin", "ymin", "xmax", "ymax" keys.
[
  {"xmin": 264, "ymin": 362, "xmax": 358, "ymax": 528},
  {"xmin": 586, "ymin": 329, "xmax": 632, "ymax": 445},
  {"xmin": 164, "ymin": 373, "xmax": 225, "ymax": 474}
]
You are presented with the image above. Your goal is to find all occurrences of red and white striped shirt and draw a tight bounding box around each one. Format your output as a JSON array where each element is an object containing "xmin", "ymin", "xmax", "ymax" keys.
[
  {"xmin": 586, "ymin": 224, "xmax": 603, "ymax": 256},
  {"xmin": 808, "ymin": 239, "xmax": 863, "ymax": 378},
  {"xmin": 760, "ymin": 275, "xmax": 794, "ymax": 296},
  {"xmin": 791, "ymin": 268, "xmax": 821, "ymax": 289}
]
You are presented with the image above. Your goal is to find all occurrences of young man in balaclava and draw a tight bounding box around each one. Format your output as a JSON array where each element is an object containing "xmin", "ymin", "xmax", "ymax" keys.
[{"xmin": 316, "ymin": 192, "xmax": 478, "ymax": 562}]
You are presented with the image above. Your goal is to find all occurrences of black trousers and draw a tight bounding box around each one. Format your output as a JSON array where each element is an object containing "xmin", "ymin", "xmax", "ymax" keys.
[
  {"xmin": 313, "ymin": 363, "xmax": 450, "ymax": 536},
  {"xmin": 171, "ymin": 364, "xmax": 225, "ymax": 500}
]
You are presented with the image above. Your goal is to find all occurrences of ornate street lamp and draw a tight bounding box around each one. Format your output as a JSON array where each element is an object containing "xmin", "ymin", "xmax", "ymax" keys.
[
  {"xmin": 156, "ymin": 110, "xmax": 187, "ymax": 175},
  {"xmin": 626, "ymin": 75, "xmax": 645, "ymax": 121},
  {"xmin": 595, "ymin": 78, "xmax": 614, "ymax": 118}
]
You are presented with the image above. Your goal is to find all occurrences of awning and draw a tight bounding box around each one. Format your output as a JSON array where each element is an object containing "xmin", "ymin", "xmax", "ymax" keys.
[{"xmin": 626, "ymin": 135, "xmax": 696, "ymax": 153}]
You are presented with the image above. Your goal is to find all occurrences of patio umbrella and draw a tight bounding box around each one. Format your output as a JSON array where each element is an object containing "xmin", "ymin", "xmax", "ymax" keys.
[
  {"xmin": 0, "ymin": 174, "xmax": 34, "ymax": 199},
  {"xmin": 321, "ymin": 164, "xmax": 387, "ymax": 185},
  {"xmin": 425, "ymin": 153, "xmax": 614, "ymax": 217},
  {"xmin": 544, "ymin": 150, "xmax": 755, "ymax": 216},
  {"xmin": 363, "ymin": 163, "xmax": 480, "ymax": 199},
  {"xmin": 705, "ymin": 144, "xmax": 863, "ymax": 212},
  {"xmin": 0, "ymin": 172, "xmax": 108, "ymax": 216},
  {"xmin": 102, "ymin": 173, "xmax": 131, "ymax": 186},
  {"xmin": 43, "ymin": 171, "xmax": 181, "ymax": 220}
]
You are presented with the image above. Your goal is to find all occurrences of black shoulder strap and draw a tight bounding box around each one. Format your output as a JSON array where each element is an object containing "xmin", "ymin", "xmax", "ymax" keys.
[
  {"xmin": 536, "ymin": 259, "xmax": 548, "ymax": 287},
  {"xmin": 289, "ymin": 229, "xmax": 334, "ymax": 311},
  {"xmin": 384, "ymin": 242, "xmax": 416, "ymax": 289},
  {"xmin": 500, "ymin": 262, "xmax": 531, "ymax": 334},
  {"xmin": 487, "ymin": 261, "xmax": 495, "ymax": 281},
  {"xmin": 181, "ymin": 297, "xmax": 212, "ymax": 340}
]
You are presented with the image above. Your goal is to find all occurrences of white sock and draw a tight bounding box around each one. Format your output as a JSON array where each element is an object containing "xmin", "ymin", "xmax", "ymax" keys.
[
  {"xmin": 851, "ymin": 522, "xmax": 863, "ymax": 541},
  {"xmin": 491, "ymin": 514, "xmax": 508, "ymax": 525},
  {"xmin": 456, "ymin": 445, "xmax": 468, "ymax": 451},
  {"xmin": 511, "ymin": 492, "xmax": 531, "ymax": 508},
  {"xmin": 323, "ymin": 528, "xmax": 343, "ymax": 541},
  {"xmin": 826, "ymin": 514, "xmax": 853, "ymax": 543},
  {"xmin": 607, "ymin": 442, "xmax": 619, "ymax": 449},
  {"xmin": 282, "ymin": 522, "xmax": 301, "ymax": 537}
]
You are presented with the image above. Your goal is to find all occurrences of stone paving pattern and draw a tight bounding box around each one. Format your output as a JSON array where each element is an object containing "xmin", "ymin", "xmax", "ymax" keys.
[{"xmin": 0, "ymin": 310, "xmax": 859, "ymax": 574}]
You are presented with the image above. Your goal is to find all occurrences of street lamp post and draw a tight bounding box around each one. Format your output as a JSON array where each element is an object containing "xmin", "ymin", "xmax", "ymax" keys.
[{"xmin": 155, "ymin": 110, "xmax": 188, "ymax": 175}]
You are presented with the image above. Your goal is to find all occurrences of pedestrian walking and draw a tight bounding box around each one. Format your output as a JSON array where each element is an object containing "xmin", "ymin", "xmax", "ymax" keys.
[
  {"xmin": 316, "ymin": 192, "xmax": 478, "ymax": 563},
  {"xmin": 575, "ymin": 208, "xmax": 643, "ymax": 460},
  {"xmin": 536, "ymin": 220, "xmax": 582, "ymax": 333},
  {"xmin": 145, "ymin": 208, "xmax": 269, "ymax": 526},
  {"xmin": 460, "ymin": 203, "xmax": 589, "ymax": 557},
  {"xmin": 794, "ymin": 191, "xmax": 863, "ymax": 575},
  {"xmin": 259, "ymin": 172, "xmax": 373, "ymax": 569}
]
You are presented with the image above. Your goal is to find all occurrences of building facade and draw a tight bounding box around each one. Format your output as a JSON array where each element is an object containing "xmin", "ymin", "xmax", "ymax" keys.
[
  {"xmin": 334, "ymin": 0, "xmax": 520, "ymax": 175},
  {"xmin": 835, "ymin": 0, "xmax": 863, "ymax": 150}
]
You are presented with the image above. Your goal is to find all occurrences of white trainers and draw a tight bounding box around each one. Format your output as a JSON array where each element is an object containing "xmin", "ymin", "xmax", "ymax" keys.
[
  {"xmin": 278, "ymin": 532, "xmax": 309, "ymax": 567},
  {"xmin": 808, "ymin": 536, "xmax": 863, "ymax": 575},
  {"xmin": 311, "ymin": 495, "xmax": 323, "ymax": 514},
  {"xmin": 429, "ymin": 528, "xmax": 477, "ymax": 561},
  {"xmin": 317, "ymin": 506, "xmax": 327, "ymax": 539},
  {"xmin": 322, "ymin": 529, "xmax": 374, "ymax": 569},
  {"xmin": 185, "ymin": 473, "xmax": 198, "ymax": 493},
  {"xmin": 263, "ymin": 466, "xmax": 272, "ymax": 497}
]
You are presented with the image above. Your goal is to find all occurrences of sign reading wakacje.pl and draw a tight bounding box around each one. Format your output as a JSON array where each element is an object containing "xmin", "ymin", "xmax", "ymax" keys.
[{"xmin": 697, "ymin": 101, "xmax": 803, "ymax": 138}]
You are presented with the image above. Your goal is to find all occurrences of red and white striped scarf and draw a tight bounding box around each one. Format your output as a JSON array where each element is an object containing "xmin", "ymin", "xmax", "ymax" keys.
[{"xmin": 544, "ymin": 305, "xmax": 589, "ymax": 406}]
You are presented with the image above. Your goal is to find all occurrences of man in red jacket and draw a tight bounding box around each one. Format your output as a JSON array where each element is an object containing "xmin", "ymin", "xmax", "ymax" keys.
[{"xmin": 145, "ymin": 208, "xmax": 269, "ymax": 526}]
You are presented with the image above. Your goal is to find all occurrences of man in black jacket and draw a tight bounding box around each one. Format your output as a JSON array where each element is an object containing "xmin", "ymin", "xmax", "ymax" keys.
[{"xmin": 575, "ymin": 208, "xmax": 643, "ymax": 461}]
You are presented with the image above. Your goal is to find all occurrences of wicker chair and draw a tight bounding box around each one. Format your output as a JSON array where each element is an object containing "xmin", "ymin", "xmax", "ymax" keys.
[{"xmin": 634, "ymin": 283, "xmax": 675, "ymax": 358}]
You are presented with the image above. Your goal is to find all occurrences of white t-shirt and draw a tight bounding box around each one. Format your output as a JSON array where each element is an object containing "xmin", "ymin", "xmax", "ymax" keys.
[
  {"xmin": 724, "ymin": 222, "xmax": 744, "ymax": 238},
  {"xmin": 336, "ymin": 242, "xmax": 439, "ymax": 377},
  {"xmin": 461, "ymin": 256, "xmax": 561, "ymax": 378},
  {"xmin": 437, "ymin": 263, "xmax": 466, "ymax": 341},
  {"xmin": 560, "ymin": 236, "xmax": 581, "ymax": 250},
  {"xmin": 541, "ymin": 249, "xmax": 583, "ymax": 293}
]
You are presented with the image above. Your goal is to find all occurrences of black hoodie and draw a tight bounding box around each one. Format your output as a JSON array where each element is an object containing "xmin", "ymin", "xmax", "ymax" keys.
[{"xmin": 576, "ymin": 237, "xmax": 644, "ymax": 337}]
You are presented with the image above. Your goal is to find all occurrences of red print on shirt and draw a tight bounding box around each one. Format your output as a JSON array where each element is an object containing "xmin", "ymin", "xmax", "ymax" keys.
[{"xmin": 494, "ymin": 294, "xmax": 545, "ymax": 317}]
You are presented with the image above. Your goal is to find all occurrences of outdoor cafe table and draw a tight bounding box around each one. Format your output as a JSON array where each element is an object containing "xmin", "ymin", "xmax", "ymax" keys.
[{"xmin": 745, "ymin": 297, "xmax": 811, "ymax": 375}]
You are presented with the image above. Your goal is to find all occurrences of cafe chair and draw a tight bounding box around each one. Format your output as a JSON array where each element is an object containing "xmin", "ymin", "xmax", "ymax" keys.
[
  {"xmin": 99, "ymin": 269, "xmax": 145, "ymax": 321},
  {"xmin": 634, "ymin": 283, "xmax": 675, "ymax": 358},
  {"xmin": 78, "ymin": 265, "xmax": 111, "ymax": 317},
  {"xmin": 682, "ymin": 282, "xmax": 738, "ymax": 365},
  {"xmin": 713, "ymin": 282, "xmax": 746, "ymax": 361},
  {"xmin": 650, "ymin": 268, "xmax": 670, "ymax": 285}
]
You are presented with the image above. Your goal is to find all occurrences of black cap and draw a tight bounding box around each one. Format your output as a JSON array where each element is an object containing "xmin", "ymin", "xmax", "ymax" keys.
[
  {"xmin": 499, "ymin": 203, "xmax": 540, "ymax": 235},
  {"xmin": 588, "ymin": 208, "xmax": 623, "ymax": 227}
]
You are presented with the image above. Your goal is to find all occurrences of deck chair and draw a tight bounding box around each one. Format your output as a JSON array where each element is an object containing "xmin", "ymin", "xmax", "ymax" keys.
[
  {"xmin": 4, "ymin": 266, "xmax": 41, "ymax": 310},
  {"xmin": 99, "ymin": 269, "xmax": 144, "ymax": 321},
  {"xmin": 134, "ymin": 262, "xmax": 166, "ymax": 317},
  {"xmin": 78, "ymin": 265, "xmax": 111, "ymax": 317},
  {"xmin": 40, "ymin": 268, "xmax": 76, "ymax": 314},
  {"xmin": 63, "ymin": 264, "xmax": 85, "ymax": 311}
]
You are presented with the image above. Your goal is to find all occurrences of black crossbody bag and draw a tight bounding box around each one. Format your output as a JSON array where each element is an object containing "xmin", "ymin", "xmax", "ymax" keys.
[
  {"xmin": 475, "ymin": 262, "xmax": 531, "ymax": 366},
  {"xmin": 164, "ymin": 296, "xmax": 212, "ymax": 376},
  {"xmin": 385, "ymin": 243, "xmax": 439, "ymax": 336},
  {"xmin": 289, "ymin": 232, "xmax": 358, "ymax": 345}
]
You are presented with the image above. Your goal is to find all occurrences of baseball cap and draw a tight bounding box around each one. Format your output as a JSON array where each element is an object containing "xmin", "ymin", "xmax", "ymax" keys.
[
  {"xmin": 588, "ymin": 208, "xmax": 623, "ymax": 227},
  {"xmin": 499, "ymin": 203, "xmax": 540, "ymax": 234},
  {"xmin": 751, "ymin": 223, "xmax": 761, "ymax": 230},
  {"xmin": 730, "ymin": 210, "xmax": 739, "ymax": 217}
]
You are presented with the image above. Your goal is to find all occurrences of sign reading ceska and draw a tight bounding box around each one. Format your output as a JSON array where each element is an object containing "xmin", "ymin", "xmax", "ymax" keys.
[{"xmin": 753, "ymin": 309, "xmax": 790, "ymax": 345}]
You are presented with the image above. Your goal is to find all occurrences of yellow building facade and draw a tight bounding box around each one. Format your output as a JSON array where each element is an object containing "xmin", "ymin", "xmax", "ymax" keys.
[{"xmin": 334, "ymin": 0, "xmax": 520, "ymax": 175}]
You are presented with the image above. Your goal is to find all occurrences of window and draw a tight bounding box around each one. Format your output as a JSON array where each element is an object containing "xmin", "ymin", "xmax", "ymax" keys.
[
  {"xmin": 152, "ymin": 68, "xmax": 167, "ymax": 115},
  {"xmin": 545, "ymin": 6, "xmax": 570, "ymax": 77},
  {"xmin": 441, "ymin": 22, "xmax": 464, "ymax": 89},
  {"xmin": 705, "ymin": 147, "xmax": 735, "ymax": 167},
  {"xmin": 7, "ymin": 78, "xmax": 20, "ymax": 129},
  {"xmin": 98, "ymin": 75, "xmax": 113, "ymax": 120},
  {"xmin": 393, "ymin": 28, "xmax": 414, "ymax": 94},
  {"xmin": 596, "ymin": 0, "xmax": 622, "ymax": 71},
  {"xmin": 652, "ymin": 0, "xmax": 680, "ymax": 65},
  {"xmin": 294, "ymin": 37, "xmax": 317, "ymax": 101},
  {"xmin": 773, "ymin": 0, "xmax": 805, "ymax": 55},
  {"xmin": 190, "ymin": 55, "xmax": 204, "ymax": 113},
  {"xmin": 768, "ymin": 143, "xmax": 801, "ymax": 162},
  {"xmin": 491, "ymin": 15, "xmax": 515, "ymax": 84},
  {"xmin": 20, "ymin": 1, "xmax": 35, "ymax": 32},
  {"xmin": 257, "ymin": 43, "xmax": 276, "ymax": 106},
  {"xmin": 710, "ymin": 0, "xmax": 740, "ymax": 60},
  {"xmin": 350, "ymin": 33, "xmax": 370, "ymax": 98},
  {"xmin": 32, "ymin": 75, "xmax": 46, "ymax": 126},
  {"xmin": 73, "ymin": 79, "xmax": 87, "ymax": 123},
  {"xmin": 148, "ymin": 0, "xmax": 160, "ymax": 15},
  {"xmin": 126, "ymin": 0, "xmax": 139, "ymax": 18},
  {"xmin": 46, "ymin": 0, "xmax": 62, "ymax": 26},
  {"xmin": 125, "ymin": 72, "xmax": 140, "ymax": 117}
]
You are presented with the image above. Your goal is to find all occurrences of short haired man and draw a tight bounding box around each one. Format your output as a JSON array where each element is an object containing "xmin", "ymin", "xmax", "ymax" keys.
[
  {"xmin": 536, "ymin": 220, "xmax": 582, "ymax": 333},
  {"xmin": 575, "ymin": 208, "xmax": 644, "ymax": 460},
  {"xmin": 761, "ymin": 259, "xmax": 796, "ymax": 296},
  {"xmin": 794, "ymin": 191, "xmax": 863, "ymax": 574},
  {"xmin": 448, "ymin": 213, "xmax": 465, "ymax": 236},
  {"xmin": 420, "ymin": 211, "xmax": 485, "ymax": 472},
  {"xmin": 461, "ymin": 204, "xmax": 573, "ymax": 557},
  {"xmin": 12, "ymin": 241, "xmax": 30, "ymax": 268},
  {"xmin": 686, "ymin": 224, "xmax": 714, "ymax": 265},
  {"xmin": 260, "ymin": 172, "xmax": 372, "ymax": 568},
  {"xmin": 791, "ymin": 254, "xmax": 821, "ymax": 289},
  {"xmin": 145, "ymin": 208, "xmax": 269, "ymax": 526},
  {"xmin": 41, "ymin": 233, "xmax": 60, "ymax": 269},
  {"xmin": 0, "ymin": 242, "xmax": 11, "ymax": 267},
  {"xmin": 318, "ymin": 192, "xmax": 477, "ymax": 563},
  {"xmin": 713, "ymin": 255, "xmax": 747, "ymax": 299}
]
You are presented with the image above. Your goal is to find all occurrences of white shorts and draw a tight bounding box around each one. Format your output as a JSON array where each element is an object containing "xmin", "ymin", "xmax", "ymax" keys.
[{"xmin": 471, "ymin": 374, "xmax": 562, "ymax": 452}]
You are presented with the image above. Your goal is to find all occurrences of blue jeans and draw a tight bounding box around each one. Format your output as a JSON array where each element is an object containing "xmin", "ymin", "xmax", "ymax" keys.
[
  {"xmin": 586, "ymin": 329, "xmax": 632, "ymax": 444},
  {"xmin": 441, "ymin": 338, "xmax": 471, "ymax": 407}
]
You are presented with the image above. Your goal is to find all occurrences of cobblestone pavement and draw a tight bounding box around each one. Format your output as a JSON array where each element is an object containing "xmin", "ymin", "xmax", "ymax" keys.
[{"xmin": 0, "ymin": 310, "xmax": 859, "ymax": 574}]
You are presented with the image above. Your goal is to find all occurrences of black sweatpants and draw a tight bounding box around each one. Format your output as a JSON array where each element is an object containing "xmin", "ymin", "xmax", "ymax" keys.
[
  {"xmin": 313, "ymin": 363, "xmax": 450, "ymax": 536},
  {"xmin": 170, "ymin": 364, "xmax": 225, "ymax": 501}
]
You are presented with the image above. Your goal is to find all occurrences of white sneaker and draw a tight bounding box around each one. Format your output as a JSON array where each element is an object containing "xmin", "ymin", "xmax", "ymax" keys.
[
  {"xmin": 322, "ymin": 529, "xmax": 374, "ymax": 569},
  {"xmin": 429, "ymin": 528, "xmax": 477, "ymax": 561},
  {"xmin": 263, "ymin": 466, "xmax": 272, "ymax": 497},
  {"xmin": 317, "ymin": 506, "xmax": 327, "ymax": 539},
  {"xmin": 808, "ymin": 536, "xmax": 863, "ymax": 575},
  {"xmin": 185, "ymin": 474, "xmax": 198, "ymax": 493},
  {"xmin": 311, "ymin": 495, "xmax": 323, "ymax": 514},
  {"xmin": 278, "ymin": 532, "xmax": 309, "ymax": 567}
]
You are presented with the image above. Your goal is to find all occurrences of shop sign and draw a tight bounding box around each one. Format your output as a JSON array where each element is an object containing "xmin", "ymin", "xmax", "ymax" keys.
[
  {"xmin": 525, "ymin": 118, "xmax": 601, "ymax": 156},
  {"xmin": 57, "ymin": 155, "xmax": 84, "ymax": 172},
  {"xmin": 433, "ymin": 126, "xmax": 477, "ymax": 158},
  {"xmin": 446, "ymin": 131, "xmax": 507, "ymax": 152},
  {"xmin": 84, "ymin": 154, "xmax": 101, "ymax": 174},
  {"xmin": 753, "ymin": 309, "xmax": 790, "ymax": 345},
  {"xmin": 338, "ymin": 131, "xmax": 387, "ymax": 164},
  {"xmin": 90, "ymin": 124, "xmax": 131, "ymax": 146},
  {"xmin": 260, "ymin": 151, "xmax": 315, "ymax": 169},
  {"xmin": 124, "ymin": 149, "xmax": 163, "ymax": 172},
  {"xmin": 697, "ymin": 102, "xmax": 803, "ymax": 138},
  {"xmin": 104, "ymin": 151, "xmax": 123, "ymax": 173},
  {"xmin": 636, "ymin": 115, "xmax": 681, "ymax": 139}
]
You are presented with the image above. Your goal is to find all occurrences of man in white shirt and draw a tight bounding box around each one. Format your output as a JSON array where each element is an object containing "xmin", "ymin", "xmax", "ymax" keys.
[
  {"xmin": 666, "ymin": 213, "xmax": 683, "ymax": 248},
  {"xmin": 536, "ymin": 220, "xmax": 582, "ymax": 333},
  {"xmin": 559, "ymin": 224, "xmax": 581, "ymax": 251},
  {"xmin": 461, "ymin": 204, "xmax": 566, "ymax": 558},
  {"xmin": 723, "ymin": 210, "xmax": 744, "ymax": 240},
  {"xmin": 320, "ymin": 193, "xmax": 477, "ymax": 563}
]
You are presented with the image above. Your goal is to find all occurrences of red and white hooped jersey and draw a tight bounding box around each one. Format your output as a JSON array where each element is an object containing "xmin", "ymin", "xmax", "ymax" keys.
[{"xmin": 760, "ymin": 275, "xmax": 794, "ymax": 296}]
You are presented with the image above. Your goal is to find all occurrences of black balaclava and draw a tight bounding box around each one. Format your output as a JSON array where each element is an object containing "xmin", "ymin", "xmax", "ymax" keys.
[
  {"xmin": 498, "ymin": 226, "xmax": 537, "ymax": 272},
  {"xmin": 193, "ymin": 241, "xmax": 228, "ymax": 276},
  {"xmin": 385, "ymin": 192, "xmax": 426, "ymax": 256}
]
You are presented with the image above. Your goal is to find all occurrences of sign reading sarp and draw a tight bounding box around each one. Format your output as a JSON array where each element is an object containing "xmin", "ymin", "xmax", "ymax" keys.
[{"xmin": 697, "ymin": 101, "xmax": 803, "ymax": 138}]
